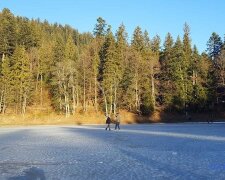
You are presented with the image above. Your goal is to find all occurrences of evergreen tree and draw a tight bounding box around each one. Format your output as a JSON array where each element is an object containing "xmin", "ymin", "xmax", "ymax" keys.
[
  {"xmin": 141, "ymin": 31, "xmax": 159, "ymax": 114},
  {"xmin": 190, "ymin": 46, "xmax": 207, "ymax": 110},
  {"xmin": 132, "ymin": 26, "xmax": 145, "ymax": 53},
  {"xmin": 151, "ymin": 35, "xmax": 161, "ymax": 54},
  {"xmin": 216, "ymin": 49, "xmax": 225, "ymax": 85},
  {"xmin": 36, "ymin": 41, "xmax": 53, "ymax": 106},
  {"xmin": 93, "ymin": 17, "xmax": 107, "ymax": 38},
  {"xmin": 17, "ymin": 17, "xmax": 40, "ymax": 50},
  {"xmin": 182, "ymin": 23, "xmax": 193, "ymax": 107},
  {"xmin": 0, "ymin": 8, "xmax": 224, "ymax": 117},
  {"xmin": 100, "ymin": 26, "xmax": 117, "ymax": 116},
  {"xmin": 115, "ymin": 24, "xmax": 128, "ymax": 113},
  {"xmin": 121, "ymin": 48, "xmax": 141, "ymax": 112},
  {"xmin": 0, "ymin": 54, "xmax": 12, "ymax": 113},
  {"xmin": 131, "ymin": 27, "xmax": 145, "ymax": 112},
  {"xmin": 0, "ymin": 8, "xmax": 17, "ymax": 57},
  {"xmin": 207, "ymin": 32, "xmax": 223, "ymax": 60},
  {"xmin": 183, "ymin": 23, "xmax": 192, "ymax": 61},
  {"xmin": 162, "ymin": 33, "xmax": 174, "ymax": 62},
  {"xmin": 207, "ymin": 33, "xmax": 224, "ymax": 104},
  {"xmin": 170, "ymin": 36, "xmax": 186, "ymax": 110},
  {"xmin": 143, "ymin": 30, "xmax": 151, "ymax": 49},
  {"xmin": 160, "ymin": 33, "xmax": 174, "ymax": 108},
  {"xmin": 51, "ymin": 34, "xmax": 78, "ymax": 116},
  {"xmin": 11, "ymin": 46, "xmax": 33, "ymax": 114},
  {"xmin": 88, "ymin": 40, "xmax": 100, "ymax": 111}
]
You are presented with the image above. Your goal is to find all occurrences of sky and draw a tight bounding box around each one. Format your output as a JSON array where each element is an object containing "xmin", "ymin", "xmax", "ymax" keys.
[{"xmin": 0, "ymin": 0, "xmax": 225, "ymax": 52}]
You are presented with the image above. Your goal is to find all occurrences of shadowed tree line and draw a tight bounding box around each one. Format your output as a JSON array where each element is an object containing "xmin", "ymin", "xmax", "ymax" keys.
[{"xmin": 0, "ymin": 8, "xmax": 225, "ymax": 117}]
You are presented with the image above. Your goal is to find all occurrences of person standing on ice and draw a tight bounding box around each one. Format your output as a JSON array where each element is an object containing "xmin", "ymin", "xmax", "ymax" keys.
[
  {"xmin": 105, "ymin": 116, "xmax": 111, "ymax": 130},
  {"xmin": 115, "ymin": 114, "xmax": 120, "ymax": 130}
]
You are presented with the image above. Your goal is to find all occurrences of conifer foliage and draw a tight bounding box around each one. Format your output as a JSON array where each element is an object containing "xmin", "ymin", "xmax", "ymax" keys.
[{"xmin": 0, "ymin": 8, "xmax": 224, "ymax": 117}]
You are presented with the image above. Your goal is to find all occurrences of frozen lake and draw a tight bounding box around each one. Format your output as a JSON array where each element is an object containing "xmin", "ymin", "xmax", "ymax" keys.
[{"xmin": 0, "ymin": 123, "xmax": 225, "ymax": 180}]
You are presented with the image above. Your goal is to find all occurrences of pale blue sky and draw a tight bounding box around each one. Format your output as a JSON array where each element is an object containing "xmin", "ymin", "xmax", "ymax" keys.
[{"xmin": 0, "ymin": 0, "xmax": 224, "ymax": 52}]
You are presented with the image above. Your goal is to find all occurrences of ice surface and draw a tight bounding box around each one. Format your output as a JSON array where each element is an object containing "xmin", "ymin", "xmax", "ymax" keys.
[{"xmin": 0, "ymin": 123, "xmax": 225, "ymax": 179}]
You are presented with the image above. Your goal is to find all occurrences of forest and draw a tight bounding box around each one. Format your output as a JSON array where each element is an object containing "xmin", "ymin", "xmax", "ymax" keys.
[{"xmin": 0, "ymin": 8, "xmax": 225, "ymax": 118}]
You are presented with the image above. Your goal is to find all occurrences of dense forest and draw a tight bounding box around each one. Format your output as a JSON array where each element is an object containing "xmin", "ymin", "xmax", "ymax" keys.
[{"xmin": 0, "ymin": 8, "xmax": 225, "ymax": 117}]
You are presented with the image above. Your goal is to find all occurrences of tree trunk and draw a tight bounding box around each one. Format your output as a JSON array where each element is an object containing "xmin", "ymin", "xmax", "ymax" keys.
[
  {"xmin": 94, "ymin": 75, "xmax": 98, "ymax": 112},
  {"xmin": 65, "ymin": 94, "xmax": 67, "ymax": 117},
  {"xmin": 65, "ymin": 94, "xmax": 70, "ymax": 117},
  {"xmin": 76, "ymin": 84, "xmax": 79, "ymax": 108},
  {"xmin": 2, "ymin": 86, "xmax": 7, "ymax": 114},
  {"xmin": 67, "ymin": 96, "xmax": 70, "ymax": 117},
  {"xmin": 113, "ymin": 84, "xmax": 117, "ymax": 115},
  {"xmin": 72, "ymin": 85, "xmax": 76, "ymax": 115},
  {"xmin": 20, "ymin": 82, "xmax": 23, "ymax": 114},
  {"xmin": 40, "ymin": 73, "xmax": 43, "ymax": 107},
  {"xmin": 109, "ymin": 84, "xmax": 113, "ymax": 116},
  {"xmin": 135, "ymin": 79, "xmax": 139, "ymax": 111},
  {"xmin": 35, "ymin": 73, "xmax": 39, "ymax": 92},
  {"xmin": 102, "ymin": 87, "xmax": 108, "ymax": 116},
  {"xmin": 22, "ymin": 93, "xmax": 27, "ymax": 115},
  {"xmin": 150, "ymin": 62, "xmax": 156, "ymax": 110},
  {"xmin": 83, "ymin": 71, "xmax": 86, "ymax": 112},
  {"xmin": 0, "ymin": 90, "xmax": 3, "ymax": 113},
  {"xmin": 59, "ymin": 96, "xmax": 62, "ymax": 112},
  {"xmin": 151, "ymin": 73, "xmax": 156, "ymax": 110},
  {"xmin": 15, "ymin": 92, "xmax": 19, "ymax": 114},
  {"xmin": 87, "ymin": 81, "xmax": 91, "ymax": 111},
  {"xmin": 179, "ymin": 66, "xmax": 186, "ymax": 107}
]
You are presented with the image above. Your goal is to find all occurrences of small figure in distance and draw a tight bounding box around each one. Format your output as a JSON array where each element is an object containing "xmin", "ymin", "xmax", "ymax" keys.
[
  {"xmin": 115, "ymin": 113, "xmax": 120, "ymax": 130},
  {"xmin": 105, "ymin": 116, "xmax": 111, "ymax": 131}
]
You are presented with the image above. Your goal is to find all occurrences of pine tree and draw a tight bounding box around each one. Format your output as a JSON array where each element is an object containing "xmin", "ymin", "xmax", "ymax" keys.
[
  {"xmin": 170, "ymin": 36, "xmax": 186, "ymax": 110},
  {"xmin": 207, "ymin": 32, "xmax": 224, "ymax": 104},
  {"xmin": 190, "ymin": 46, "xmax": 207, "ymax": 110},
  {"xmin": 151, "ymin": 35, "xmax": 161, "ymax": 55},
  {"xmin": 160, "ymin": 33, "xmax": 174, "ymax": 109},
  {"xmin": 11, "ymin": 46, "xmax": 33, "ymax": 114},
  {"xmin": 17, "ymin": 17, "xmax": 40, "ymax": 50},
  {"xmin": 121, "ymin": 48, "xmax": 142, "ymax": 112},
  {"xmin": 0, "ymin": 8, "xmax": 17, "ymax": 57},
  {"xmin": 201, "ymin": 52, "xmax": 215, "ymax": 104},
  {"xmin": 51, "ymin": 34, "xmax": 78, "ymax": 116},
  {"xmin": 207, "ymin": 32, "xmax": 223, "ymax": 60},
  {"xmin": 115, "ymin": 24, "xmax": 128, "ymax": 114},
  {"xmin": 143, "ymin": 30, "xmax": 151, "ymax": 49},
  {"xmin": 0, "ymin": 8, "xmax": 224, "ymax": 117},
  {"xmin": 0, "ymin": 54, "xmax": 12, "ymax": 113},
  {"xmin": 115, "ymin": 24, "xmax": 127, "ymax": 66},
  {"xmin": 131, "ymin": 27, "xmax": 145, "ymax": 112},
  {"xmin": 88, "ymin": 39, "xmax": 100, "ymax": 112},
  {"xmin": 132, "ymin": 26, "xmax": 145, "ymax": 53},
  {"xmin": 141, "ymin": 31, "xmax": 159, "ymax": 114},
  {"xmin": 217, "ymin": 49, "xmax": 225, "ymax": 85},
  {"xmin": 50, "ymin": 36, "xmax": 66, "ymax": 113},
  {"xmin": 183, "ymin": 23, "xmax": 192, "ymax": 61},
  {"xmin": 100, "ymin": 26, "xmax": 117, "ymax": 116},
  {"xmin": 183, "ymin": 23, "xmax": 193, "ymax": 108},
  {"xmin": 93, "ymin": 17, "xmax": 107, "ymax": 38},
  {"xmin": 162, "ymin": 33, "xmax": 174, "ymax": 62},
  {"xmin": 36, "ymin": 41, "xmax": 53, "ymax": 106}
]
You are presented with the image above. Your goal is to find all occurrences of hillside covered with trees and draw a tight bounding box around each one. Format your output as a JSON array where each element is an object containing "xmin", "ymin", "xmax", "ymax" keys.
[{"xmin": 0, "ymin": 8, "xmax": 225, "ymax": 121}]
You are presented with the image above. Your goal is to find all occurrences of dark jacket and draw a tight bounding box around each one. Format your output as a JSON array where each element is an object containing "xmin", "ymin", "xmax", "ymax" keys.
[{"xmin": 106, "ymin": 117, "xmax": 111, "ymax": 124}]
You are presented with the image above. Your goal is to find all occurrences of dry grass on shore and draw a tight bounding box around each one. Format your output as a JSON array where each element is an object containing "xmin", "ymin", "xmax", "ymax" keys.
[
  {"xmin": 0, "ymin": 108, "xmax": 224, "ymax": 127},
  {"xmin": 0, "ymin": 109, "xmax": 160, "ymax": 126}
]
